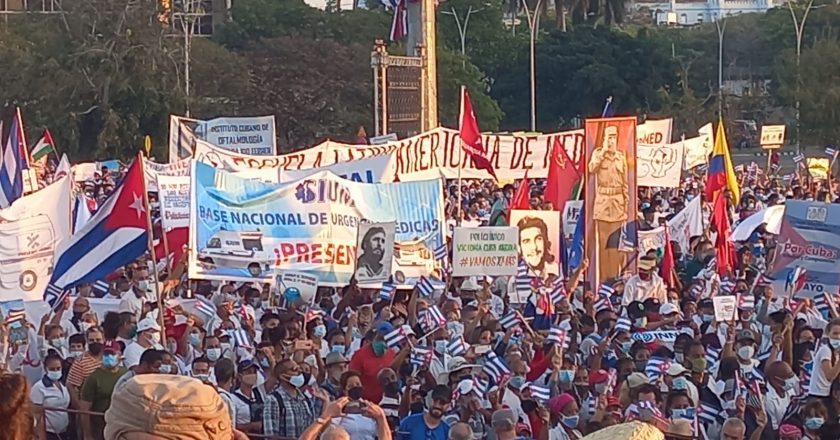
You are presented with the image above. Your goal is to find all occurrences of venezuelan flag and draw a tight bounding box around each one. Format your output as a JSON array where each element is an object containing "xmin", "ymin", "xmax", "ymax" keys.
[{"xmin": 706, "ymin": 119, "xmax": 740, "ymax": 206}]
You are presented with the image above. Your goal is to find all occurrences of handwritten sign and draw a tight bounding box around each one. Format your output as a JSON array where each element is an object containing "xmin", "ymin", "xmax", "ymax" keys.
[{"xmin": 452, "ymin": 227, "xmax": 519, "ymax": 277}]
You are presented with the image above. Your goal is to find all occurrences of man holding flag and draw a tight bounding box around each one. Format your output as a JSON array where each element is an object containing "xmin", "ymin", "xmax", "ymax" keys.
[{"xmin": 705, "ymin": 119, "xmax": 739, "ymax": 275}]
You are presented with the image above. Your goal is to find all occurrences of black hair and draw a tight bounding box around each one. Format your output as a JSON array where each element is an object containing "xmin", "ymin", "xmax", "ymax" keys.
[
  {"xmin": 214, "ymin": 358, "xmax": 236, "ymax": 383},
  {"xmin": 139, "ymin": 349, "xmax": 166, "ymax": 367},
  {"xmin": 430, "ymin": 384, "xmax": 452, "ymax": 403}
]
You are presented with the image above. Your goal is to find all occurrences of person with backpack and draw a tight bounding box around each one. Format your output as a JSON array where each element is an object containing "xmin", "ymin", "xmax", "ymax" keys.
[{"xmin": 263, "ymin": 358, "xmax": 317, "ymax": 438}]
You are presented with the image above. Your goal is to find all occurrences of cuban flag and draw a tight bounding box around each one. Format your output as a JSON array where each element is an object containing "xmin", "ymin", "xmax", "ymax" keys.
[
  {"xmin": 44, "ymin": 157, "xmax": 149, "ymax": 307},
  {"xmin": 73, "ymin": 194, "xmax": 95, "ymax": 233},
  {"xmin": 0, "ymin": 110, "xmax": 29, "ymax": 208},
  {"xmin": 785, "ymin": 266, "xmax": 807, "ymax": 297}
]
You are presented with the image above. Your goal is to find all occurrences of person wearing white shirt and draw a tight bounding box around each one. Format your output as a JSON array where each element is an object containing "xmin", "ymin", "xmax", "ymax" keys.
[
  {"xmin": 622, "ymin": 257, "xmax": 666, "ymax": 306},
  {"xmin": 764, "ymin": 361, "xmax": 798, "ymax": 430},
  {"xmin": 123, "ymin": 317, "xmax": 162, "ymax": 369},
  {"xmin": 30, "ymin": 354, "xmax": 71, "ymax": 439},
  {"xmin": 810, "ymin": 320, "xmax": 840, "ymax": 398},
  {"xmin": 119, "ymin": 284, "xmax": 145, "ymax": 321},
  {"xmin": 214, "ymin": 358, "xmax": 238, "ymax": 428}
]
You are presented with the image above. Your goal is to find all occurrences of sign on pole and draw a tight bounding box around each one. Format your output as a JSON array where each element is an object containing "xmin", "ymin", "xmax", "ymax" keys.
[
  {"xmin": 451, "ymin": 227, "xmax": 519, "ymax": 277},
  {"xmin": 760, "ymin": 125, "xmax": 786, "ymax": 149}
]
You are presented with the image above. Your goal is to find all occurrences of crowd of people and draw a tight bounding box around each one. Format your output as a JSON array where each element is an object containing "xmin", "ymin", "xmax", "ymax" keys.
[{"xmin": 0, "ymin": 160, "xmax": 837, "ymax": 440}]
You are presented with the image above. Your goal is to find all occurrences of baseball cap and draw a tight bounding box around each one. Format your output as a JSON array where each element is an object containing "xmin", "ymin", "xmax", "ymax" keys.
[
  {"xmin": 659, "ymin": 303, "xmax": 682, "ymax": 317},
  {"xmin": 737, "ymin": 329, "xmax": 757, "ymax": 343},
  {"xmin": 325, "ymin": 352, "xmax": 349, "ymax": 366},
  {"xmin": 137, "ymin": 317, "xmax": 161, "ymax": 333},
  {"xmin": 626, "ymin": 372, "xmax": 651, "ymax": 389},
  {"xmin": 237, "ymin": 359, "xmax": 259, "ymax": 372},
  {"xmin": 103, "ymin": 340, "xmax": 122, "ymax": 354},
  {"xmin": 638, "ymin": 257, "xmax": 657, "ymax": 271},
  {"xmin": 589, "ymin": 369, "xmax": 609, "ymax": 385},
  {"xmin": 667, "ymin": 363, "xmax": 688, "ymax": 376},
  {"xmin": 548, "ymin": 393, "xmax": 575, "ymax": 415},
  {"xmin": 374, "ymin": 321, "xmax": 395, "ymax": 334},
  {"xmin": 104, "ymin": 375, "xmax": 231, "ymax": 440}
]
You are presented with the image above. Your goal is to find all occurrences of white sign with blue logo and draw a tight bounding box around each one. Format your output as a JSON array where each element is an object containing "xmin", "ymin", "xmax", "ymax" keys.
[{"xmin": 188, "ymin": 161, "xmax": 444, "ymax": 283}]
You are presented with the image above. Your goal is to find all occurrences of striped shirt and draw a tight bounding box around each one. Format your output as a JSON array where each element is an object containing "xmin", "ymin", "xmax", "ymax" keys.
[
  {"xmin": 67, "ymin": 353, "xmax": 101, "ymax": 389},
  {"xmin": 262, "ymin": 386, "xmax": 315, "ymax": 438}
]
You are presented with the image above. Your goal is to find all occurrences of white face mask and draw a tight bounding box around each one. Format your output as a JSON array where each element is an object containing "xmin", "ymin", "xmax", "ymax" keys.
[
  {"xmin": 206, "ymin": 348, "xmax": 222, "ymax": 361},
  {"xmin": 737, "ymin": 345, "xmax": 755, "ymax": 360}
]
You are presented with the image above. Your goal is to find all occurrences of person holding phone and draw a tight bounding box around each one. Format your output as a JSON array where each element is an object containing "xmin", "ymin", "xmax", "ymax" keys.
[{"xmin": 329, "ymin": 370, "xmax": 390, "ymax": 440}]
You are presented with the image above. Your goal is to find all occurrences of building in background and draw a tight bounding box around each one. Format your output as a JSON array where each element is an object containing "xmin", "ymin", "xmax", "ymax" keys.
[{"xmin": 631, "ymin": 0, "xmax": 775, "ymax": 25}]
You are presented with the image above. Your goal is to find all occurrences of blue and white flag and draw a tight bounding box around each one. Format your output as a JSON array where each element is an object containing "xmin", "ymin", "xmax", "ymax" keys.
[
  {"xmin": 483, "ymin": 353, "xmax": 512, "ymax": 382},
  {"xmin": 410, "ymin": 345, "xmax": 433, "ymax": 367},
  {"xmin": 379, "ymin": 283, "xmax": 396, "ymax": 301},
  {"xmin": 45, "ymin": 159, "xmax": 149, "ymax": 307},
  {"xmin": 527, "ymin": 383, "xmax": 551, "ymax": 403},
  {"xmin": 416, "ymin": 276, "xmax": 435, "ymax": 297},
  {"xmin": 0, "ymin": 111, "xmax": 28, "ymax": 208},
  {"xmin": 72, "ymin": 195, "xmax": 94, "ymax": 234},
  {"xmin": 447, "ymin": 336, "xmax": 469, "ymax": 357}
]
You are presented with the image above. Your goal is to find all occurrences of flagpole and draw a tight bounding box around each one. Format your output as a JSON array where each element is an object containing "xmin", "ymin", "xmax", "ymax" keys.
[
  {"xmin": 138, "ymin": 153, "xmax": 167, "ymax": 344},
  {"xmin": 456, "ymin": 86, "xmax": 465, "ymax": 227}
]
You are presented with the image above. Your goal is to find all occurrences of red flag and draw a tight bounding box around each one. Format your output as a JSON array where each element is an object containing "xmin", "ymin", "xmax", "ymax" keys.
[
  {"xmin": 712, "ymin": 192, "xmax": 735, "ymax": 276},
  {"xmin": 660, "ymin": 226, "xmax": 677, "ymax": 288},
  {"xmin": 459, "ymin": 87, "xmax": 498, "ymax": 180},
  {"xmin": 507, "ymin": 171, "xmax": 531, "ymax": 222},
  {"xmin": 154, "ymin": 227, "xmax": 189, "ymax": 269},
  {"xmin": 543, "ymin": 137, "xmax": 580, "ymax": 214}
]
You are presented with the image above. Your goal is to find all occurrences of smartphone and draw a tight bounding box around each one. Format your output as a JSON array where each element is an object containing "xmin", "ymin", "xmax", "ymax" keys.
[
  {"xmin": 293, "ymin": 340, "xmax": 313, "ymax": 351},
  {"xmin": 344, "ymin": 401, "xmax": 367, "ymax": 414},
  {"xmin": 474, "ymin": 345, "xmax": 492, "ymax": 355}
]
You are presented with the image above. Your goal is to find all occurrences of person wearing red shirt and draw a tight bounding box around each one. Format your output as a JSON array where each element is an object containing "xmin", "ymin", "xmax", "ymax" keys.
[{"xmin": 348, "ymin": 322, "xmax": 401, "ymax": 402}]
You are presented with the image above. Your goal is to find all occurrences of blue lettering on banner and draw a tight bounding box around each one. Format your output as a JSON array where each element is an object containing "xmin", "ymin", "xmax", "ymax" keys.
[{"xmin": 295, "ymin": 179, "xmax": 356, "ymax": 207}]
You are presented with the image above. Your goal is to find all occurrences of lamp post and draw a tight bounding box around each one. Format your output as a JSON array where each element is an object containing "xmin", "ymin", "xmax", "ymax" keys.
[
  {"xmin": 788, "ymin": 0, "xmax": 818, "ymax": 154},
  {"xmin": 441, "ymin": 6, "xmax": 481, "ymax": 69},
  {"xmin": 715, "ymin": 16, "xmax": 726, "ymax": 121},
  {"xmin": 523, "ymin": 0, "xmax": 543, "ymax": 132}
]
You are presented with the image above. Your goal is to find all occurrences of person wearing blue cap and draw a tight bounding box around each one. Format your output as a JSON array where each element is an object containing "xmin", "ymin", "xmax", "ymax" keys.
[{"xmin": 348, "ymin": 321, "xmax": 405, "ymax": 402}]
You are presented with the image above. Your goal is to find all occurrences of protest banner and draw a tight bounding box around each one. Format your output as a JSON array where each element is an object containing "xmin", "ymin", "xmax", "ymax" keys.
[
  {"xmin": 451, "ymin": 227, "xmax": 519, "ymax": 277},
  {"xmin": 759, "ymin": 125, "xmax": 786, "ymax": 149},
  {"xmin": 806, "ymin": 158, "xmax": 829, "ymax": 179},
  {"xmin": 636, "ymin": 118, "xmax": 673, "ymax": 146},
  {"xmin": 637, "ymin": 142, "xmax": 684, "ymax": 188},
  {"xmin": 145, "ymin": 158, "xmax": 191, "ymax": 192},
  {"xmin": 682, "ymin": 134, "xmax": 713, "ymax": 170},
  {"xmin": 354, "ymin": 222, "xmax": 396, "ymax": 284},
  {"xmin": 0, "ymin": 177, "xmax": 72, "ymax": 302},
  {"xmin": 193, "ymin": 127, "xmax": 585, "ymax": 181},
  {"xmin": 280, "ymin": 154, "xmax": 400, "ymax": 184},
  {"xmin": 509, "ymin": 210, "xmax": 561, "ymax": 279},
  {"xmin": 563, "ymin": 200, "xmax": 583, "ymax": 238},
  {"xmin": 274, "ymin": 271, "xmax": 319, "ymax": 305},
  {"xmin": 713, "ymin": 296, "xmax": 737, "ymax": 321},
  {"xmin": 157, "ymin": 175, "xmax": 191, "ymax": 230},
  {"xmin": 195, "ymin": 115, "xmax": 277, "ymax": 155},
  {"xmin": 188, "ymin": 161, "xmax": 444, "ymax": 283},
  {"xmin": 630, "ymin": 330, "xmax": 685, "ymax": 344},
  {"xmin": 630, "ymin": 196, "xmax": 703, "ymax": 256},
  {"xmin": 584, "ymin": 117, "xmax": 638, "ymax": 288},
  {"xmin": 770, "ymin": 201, "xmax": 840, "ymax": 298}
]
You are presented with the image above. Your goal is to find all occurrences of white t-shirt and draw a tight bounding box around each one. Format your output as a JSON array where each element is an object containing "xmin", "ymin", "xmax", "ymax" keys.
[
  {"xmin": 809, "ymin": 345, "xmax": 834, "ymax": 397},
  {"xmin": 218, "ymin": 388, "xmax": 237, "ymax": 427},
  {"xmin": 119, "ymin": 291, "xmax": 144, "ymax": 320},
  {"xmin": 765, "ymin": 386, "xmax": 793, "ymax": 430},
  {"xmin": 30, "ymin": 379, "xmax": 71, "ymax": 434},
  {"xmin": 124, "ymin": 342, "xmax": 150, "ymax": 369}
]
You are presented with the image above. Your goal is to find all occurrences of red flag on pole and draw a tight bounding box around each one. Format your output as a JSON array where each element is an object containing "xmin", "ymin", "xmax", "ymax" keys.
[
  {"xmin": 660, "ymin": 226, "xmax": 677, "ymax": 288},
  {"xmin": 712, "ymin": 192, "xmax": 735, "ymax": 276},
  {"xmin": 544, "ymin": 137, "xmax": 580, "ymax": 215},
  {"xmin": 459, "ymin": 86, "xmax": 498, "ymax": 181},
  {"xmin": 507, "ymin": 171, "xmax": 531, "ymax": 222}
]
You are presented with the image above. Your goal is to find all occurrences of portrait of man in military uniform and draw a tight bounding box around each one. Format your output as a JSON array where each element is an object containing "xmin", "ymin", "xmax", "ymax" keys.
[{"xmin": 584, "ymin": 118, "xmax": 637, "ymax": 287}]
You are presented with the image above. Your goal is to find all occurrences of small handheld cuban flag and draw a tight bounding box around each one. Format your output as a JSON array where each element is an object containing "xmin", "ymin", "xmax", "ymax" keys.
[
  {"xmin": 433, "ymin": 243, "xmax": 448, "ymax": 263},
  {"xmin": 737, "ymin": 292, "xmax": 755, "ymax": 311},
  {"xmin": 379, "ymin": 283, "xmax": 396, "ymax": 301},
  {"xmin": 598, "ymin": 283, "xmax": 616, "ymax": 298},
  {"xmin": 419, "ymin": 306, "xmax": 447, "ymax": 334},
  {"xmin": 385, "ymin": 324, "xmax": 413, "ymax": 348},
  {"xmin": 498, "ymin": 311, "xmax": 522, "ymax": 331},
  {"xmin": 527, "ymin": 383, "xmax": 551, "ymax": 404},
  {"xmin": 416, "ymin": 276, "xmax": 434, "ymax": 297},
  {"xmin": 473, "ymin": 377, "xmax": 489, "ymax": 396},
  {"xmin": 547, "ymin": 326, "xmax": 570, "ymax": 350},
  {"xmin": 92, "ymin": 280, "xmax": 110, "ymax": 297},
  {"xmin": 410, "ymin": 345, "xmax": 434, "ymax": 367},
  {"xmin": 644, "ymin": 356, "xmax": 672, "ymax": 380},
  {"xmin": 613, "ymin": 316, "xmax": 632, "ymax": 334},
  {"xmin": 549, "ymin": 277, "xmax": 566, "ymax": 305},
  {"xmin": 483, "ymin": 353, "xmax": 512, "ymax": 382},
  {"xmin": 793, "ymin": 153, "xmax": 805, "ymax": 166},
  {"xmin": 447, "ymin": 336, "xmax": 469, "ymax": 357},
  {"xmin": 194, "ymin": 296, "xmax": 217, "ymax": 321},
  {"xmin": 515, "ymin": 260, "xmax": 533, "ymax": 297},
  {"xmin": 734, "ymin": 164, "xmax": 745, "ymax": 173},
  {"xmin": 44, "ymin": 283, "xmax": 69, "ymax": 311},
  {"xmin": 705, "ymin": 346, "xmax": 722, "ymax": 368},
  {"xmin": 814, "ymin": 293, "xmax": 832, "ymax": 319},
  {"xmin": 228, "ymin": 329, "xmax": 252, "ymax": 348},
  {"xmin": 719, "ymin": 277, "xmax": 736, "ymax": 295},
  {"xmin": 826, "ymin": 146, "xmax": 837, "ymax": 158}
]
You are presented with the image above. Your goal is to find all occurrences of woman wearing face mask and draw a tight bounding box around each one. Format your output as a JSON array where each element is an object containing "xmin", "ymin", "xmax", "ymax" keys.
[
  {"xmin": 543, "ymin": 393, "xmax": 583, "ymax": 439},
  {"xmin": 306, "ymin": 318, "xmax": 329, "ymax": 359},
  {"xmin": 330, "ymin": 370, "xmax": 378, "ymax": 440},
  {"xmin": 809, "ymin": 319, "xmax": 840, "ymax": 406},
  {"xmin": 30, "ymin": 353, "xmax": 71, "ymax": 440},
  {"xmin": 42, "ymin": 324, "xmax": 68, "ymax": 359},
  {"xmin": 801, "ymin": 400, "xmax": 828, "ymax": 440},
  {"xmin": 232, "ymin": 359, "xmax": 266, "ymax": 435},
  {"xmin": 664, "ymin": 391, "xmax": 696, "ymax": 423}
]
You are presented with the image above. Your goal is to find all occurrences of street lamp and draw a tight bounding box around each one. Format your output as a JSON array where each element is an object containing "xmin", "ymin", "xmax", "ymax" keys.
[
  {"xmin": 522, "ymin": 0, "xmax": 543, "ymax": 132},
  {"xmin": 441, "ymin": 6, "xmax": 482, "ymax": 69},
  {"xmin": 788, "ymin": 0, "xmax": 821, "ymax": 154},
  {"xmin": 715, "ymin": 16, "xmax": 726, "ymax": 121}
]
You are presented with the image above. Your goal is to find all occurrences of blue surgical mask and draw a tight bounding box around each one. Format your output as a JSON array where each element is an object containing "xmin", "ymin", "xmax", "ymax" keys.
[
  {"xmin": 288, "ymin": 374, "xmax": 306, "ymax": 388},
  {"xmin": 331, "ymin": 345, "xmax": 345, "ymax": 354},
  {"xmin": 558, "ymin": 370, "xmax": 575, "ymax": 383},
  {"xmin": 313, "ymin": 325, "xmax": 327, "ymax": 338},
  {"xmin": 47, "ymin": 370, "xmax": 63, "ymax": 382},
  {"xmin": 804, "ymin": 417, "xmax": 824, "ymax": 430},
  {"xmin": 510, "ymin": 375, "xmax": 526, "ymax": 389},
  {"xmin": 702, "ymin": 314, "xmax": 714, "ymax": 323},
  {"xmin": 188, "ymin": 333, "xmax": 201, "ymax": 346},
  {"xmin": 159, "ymin": 364, "xmax": 172, "ymax": 374},
  {"xmin": 259, "ymin": 357, "xmax": 271, "ymax": 368},
  {"xmin": 434, "ymin": 340, "xmax": 447, "ymax": 355},
  {"xmin": 619, "ymin": 341, "xmax": 633, "ymax": 353},
  {"xmin": 561, "ymin": 414, "xmax": 579, "ymax": 428},
  {"xmin": 205, "ymin": 348, "xmax": 222, "ymax": 361},
  {"xmin": 102, "ymin": 354, "xmax": 119, "ymax": 368},
  {"xmin": 672, "ymin": 377, "xmax": 689, "ymax": 390}
]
